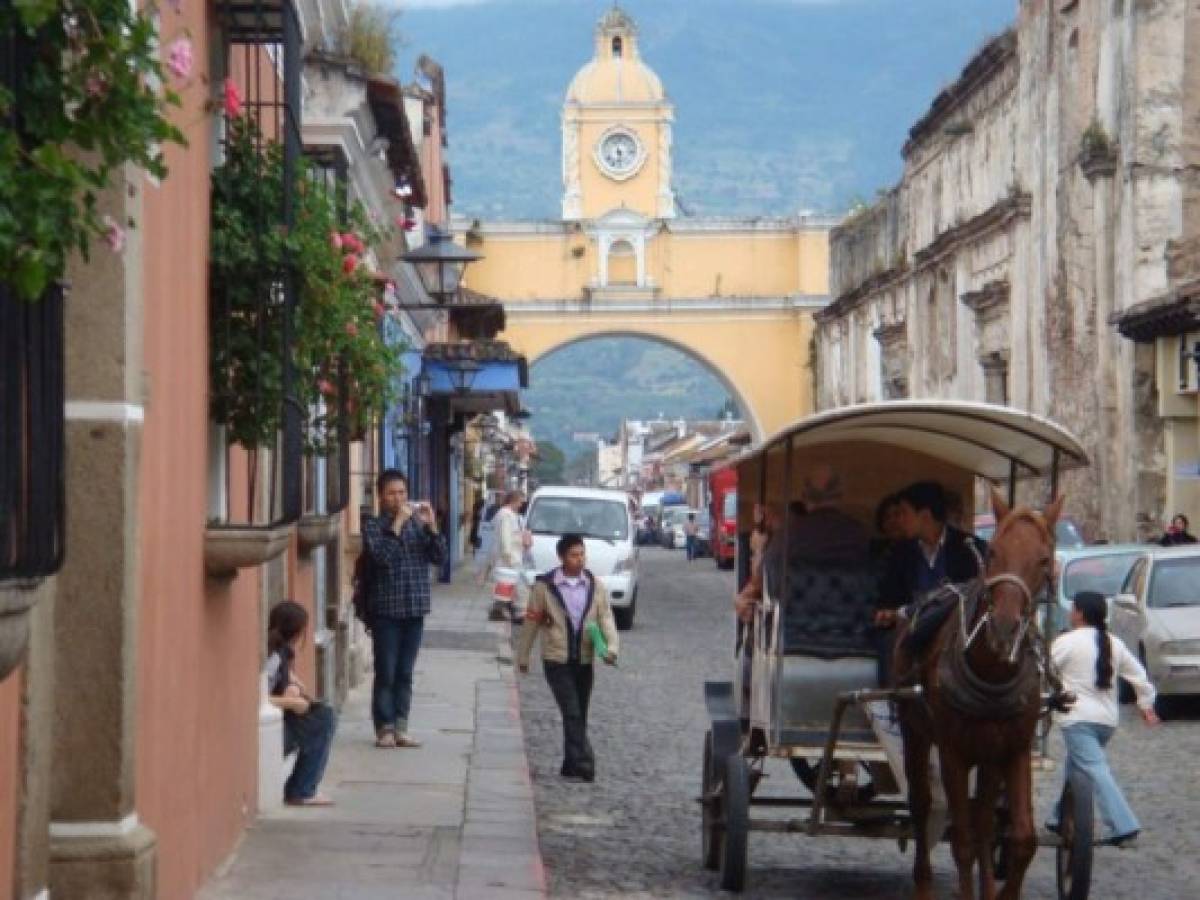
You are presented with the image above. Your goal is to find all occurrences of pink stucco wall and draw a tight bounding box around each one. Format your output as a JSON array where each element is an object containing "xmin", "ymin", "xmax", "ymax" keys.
[{"xmin": 0, "ymin": 669, "xmax": 20, "ymax": 894}]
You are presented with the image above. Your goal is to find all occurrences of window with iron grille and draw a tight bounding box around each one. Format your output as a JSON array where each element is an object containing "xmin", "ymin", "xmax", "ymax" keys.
[
  {"xmin": 302, "ymin": 148, "xmax": 352, "ymax": 516},
  {"xmin": 209, "ymin": 0, "xmax": 303, "ymax": 526},
  {"xmin": 1, "ymin": 12, "xmax": 65, "ymax": 579}
]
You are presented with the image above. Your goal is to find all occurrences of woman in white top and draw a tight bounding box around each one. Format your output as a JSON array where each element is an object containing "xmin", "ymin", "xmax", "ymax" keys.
[{"xmin": 1048, "ymin": 590, "xmax": 1160, "ymax": 846}]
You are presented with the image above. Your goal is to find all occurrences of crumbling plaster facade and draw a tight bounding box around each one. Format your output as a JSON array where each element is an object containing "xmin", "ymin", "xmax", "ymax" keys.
[{"xmin": 815, "ymin": 0, "xmax": 1200, "ymax": 541}]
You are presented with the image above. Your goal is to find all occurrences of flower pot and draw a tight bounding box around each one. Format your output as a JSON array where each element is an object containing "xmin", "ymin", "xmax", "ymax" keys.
[
  {"xmin": 297, "ymin": 512, "xmax": 342, "ymax": 553},
  {"xmin": 204, "ymin": 523, "xmax": 295, "ymax": 578},
  {"xmin": 0, "ymin": 581, "xmax": 41, "ymax": 680}
]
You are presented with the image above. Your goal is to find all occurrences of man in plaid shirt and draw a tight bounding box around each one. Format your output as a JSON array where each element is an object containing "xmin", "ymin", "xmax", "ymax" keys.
[{"xmin": 363, "ymin": 469, "xmax": 446, "ymax": 748}]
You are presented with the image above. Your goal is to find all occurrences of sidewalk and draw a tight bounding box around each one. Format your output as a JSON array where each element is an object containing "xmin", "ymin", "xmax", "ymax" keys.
[{"xmin": 200, "ymin": 568, "xmax": 546, "ymax": 900}]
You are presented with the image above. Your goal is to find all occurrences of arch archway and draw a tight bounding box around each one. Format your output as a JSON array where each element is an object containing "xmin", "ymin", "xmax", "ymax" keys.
[
  {"xmin": 501, "ymin": 307, "xmax": 815, "ymax": 443},
  {"xmin": 520, "ymin": 329, "xmax": 773, "ymax": 442}
]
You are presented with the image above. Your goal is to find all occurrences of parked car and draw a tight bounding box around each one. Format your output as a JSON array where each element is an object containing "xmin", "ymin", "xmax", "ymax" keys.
[
  {"xmin": 975, "ymin": 512, "xmax": 1087, "ymax": 548},
  {"xmin": 660, "ymin": 505, "xmax": 694, "ymax": 549},
  {"xmin": 523, "ymin": 486, "xmax": 640, "ymax": 629},
  {"xmin": 1048, "ymin": 544, "xmax": 1144, "ymax": 634},
  {"xmin": 1109, "ymin": 545, "xmax": 1200, "ymax": 711},
  {"xmin": 636, "ymin": 504, "xmax": 661, "ymax": 545}
]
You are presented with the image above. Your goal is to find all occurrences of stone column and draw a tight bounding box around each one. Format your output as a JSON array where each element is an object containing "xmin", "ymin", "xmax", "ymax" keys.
[
  {"xmin": 12, "ymin": 581, "xmax": 53, "ymax": 900},
  {"xmin": 873, "ymin": 322, "xmax": 909, "ymax": 400},
  {"xmin": 47, "ymin": 170, "xmax": 157, "ymax": 897},
  {"xmin": 1082, "ymin": 143, "xmax": 1120, "ymax": 537},
  {"xmin": 979, "ymin": 351, "xmax": 1011, "ymax": 406}
]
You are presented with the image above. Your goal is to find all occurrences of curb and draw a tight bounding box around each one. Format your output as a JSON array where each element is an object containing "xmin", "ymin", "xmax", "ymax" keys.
[{"xmin": 456, "ymin": 619, "xmax": 548, "ymax": 899}]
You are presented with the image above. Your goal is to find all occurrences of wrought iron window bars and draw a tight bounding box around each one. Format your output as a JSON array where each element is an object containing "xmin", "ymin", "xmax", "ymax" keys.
[
  {"xmin": 1, "ymin": 7, "xmax": 66, "ymax": 579},
  {"xmin": 210, "ymin": 0, "xmax": 303, "ymax": 527}
]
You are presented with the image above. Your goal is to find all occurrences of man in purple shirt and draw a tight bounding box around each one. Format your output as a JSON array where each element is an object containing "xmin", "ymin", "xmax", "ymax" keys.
[{"xmin": 516, "ymin": 534, "xmax": 619, "ymax": 781}]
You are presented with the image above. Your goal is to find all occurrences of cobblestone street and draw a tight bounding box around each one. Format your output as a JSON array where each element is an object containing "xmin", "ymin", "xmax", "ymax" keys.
[{"xmin": 518, "ymin": 549, "xmax": 1200, "ymax": 899}]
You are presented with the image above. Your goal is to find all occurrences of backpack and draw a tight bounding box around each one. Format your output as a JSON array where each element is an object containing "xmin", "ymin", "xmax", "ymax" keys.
[{"xmin": 351, "ymin": 550, "xmax": 374, "ymax": 630}]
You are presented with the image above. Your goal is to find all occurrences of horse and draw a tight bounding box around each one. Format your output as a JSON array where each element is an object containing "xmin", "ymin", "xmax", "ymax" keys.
[{"xmin": 896, "ymin": 489, "xmax": 1063, "ymax": 900}]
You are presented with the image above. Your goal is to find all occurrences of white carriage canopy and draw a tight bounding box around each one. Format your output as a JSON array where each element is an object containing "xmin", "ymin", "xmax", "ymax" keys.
[{"xmin": 740, "ymin": 401, "xmax": 1089, "ymax": 480}]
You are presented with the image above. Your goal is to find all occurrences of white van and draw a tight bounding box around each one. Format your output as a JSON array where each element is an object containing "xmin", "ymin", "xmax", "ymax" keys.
[{"xmin": 522, "ymin": 486, "xmax": 640, "ymax": 629}]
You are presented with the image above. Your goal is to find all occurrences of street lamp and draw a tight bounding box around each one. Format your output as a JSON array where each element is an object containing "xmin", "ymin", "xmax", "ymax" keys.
[
  {"xmin": 446, "ymin": 359, "xmax": 481, "ymax": 394},
  {"xmin": 400, "ymin": 227, "xmax": 481, "ymax": 305}
]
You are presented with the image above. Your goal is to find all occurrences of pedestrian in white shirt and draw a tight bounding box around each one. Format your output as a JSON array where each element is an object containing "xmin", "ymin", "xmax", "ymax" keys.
[
  {"xmin": 1048, "ymin": 591, "xmax": 1160, "ymax": 847},
  {"xmin": 488, "ymin": 491, "xmax": 526, "ymax": 621}
]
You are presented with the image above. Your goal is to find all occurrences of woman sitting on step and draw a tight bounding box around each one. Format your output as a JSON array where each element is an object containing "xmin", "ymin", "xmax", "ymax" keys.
[{"xmin": 267, "ymin": 600, "xmax": 338, "ymax": 807}]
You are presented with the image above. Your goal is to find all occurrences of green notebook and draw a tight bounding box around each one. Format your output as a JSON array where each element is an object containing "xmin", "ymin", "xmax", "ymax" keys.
[{"xmin": 585, "ymin": 621, "xmax": 614, "ymax": 665}]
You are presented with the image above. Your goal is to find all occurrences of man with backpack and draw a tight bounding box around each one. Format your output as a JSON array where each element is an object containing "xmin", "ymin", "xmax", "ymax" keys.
[{"xmin": 359, "ymin": 469, "xmax": 446, "ymax": 748}]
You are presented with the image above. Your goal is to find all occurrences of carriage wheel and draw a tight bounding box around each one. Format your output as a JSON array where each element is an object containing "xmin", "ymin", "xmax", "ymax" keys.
[
  {"xmin": 701, "ymin": 731, "xmax": 722, "ymax": 871},
  {"xmin": 719, "ymin": 753, "xmax": 750, "ymax": 892},
  {"xmin": 1056, "ymin": 769, "xmax": 1094, "ymax": 900}
]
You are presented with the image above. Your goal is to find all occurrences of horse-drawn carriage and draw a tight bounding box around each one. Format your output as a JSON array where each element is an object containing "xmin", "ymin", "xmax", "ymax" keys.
[{"xmin": 701, "ymin": 401, "xmax": 1099, "ymax": 899}]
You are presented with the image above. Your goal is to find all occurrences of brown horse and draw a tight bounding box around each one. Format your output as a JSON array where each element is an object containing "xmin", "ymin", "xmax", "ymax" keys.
[{"xmin": 897, "ymin": 489, "xmax": 1063, "ymax": 900}]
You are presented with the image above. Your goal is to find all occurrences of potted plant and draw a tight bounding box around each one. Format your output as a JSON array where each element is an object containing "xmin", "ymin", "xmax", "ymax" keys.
[
  {"xmin": 2, "ymin": 0, "xmax": 187, "ymax": 663},
  {"xmin": 208, "ymin": 113, "xmax": 405, "ymax": 563},
  {"xmin": 0, "ymin": 0, "xmax": 188, "ymax": 299}
]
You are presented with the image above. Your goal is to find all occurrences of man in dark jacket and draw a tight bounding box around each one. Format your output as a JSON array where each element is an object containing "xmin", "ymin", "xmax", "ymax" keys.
[{"xmin": 873, "ymin": 481, "xmax": 987, "ymax": 665}]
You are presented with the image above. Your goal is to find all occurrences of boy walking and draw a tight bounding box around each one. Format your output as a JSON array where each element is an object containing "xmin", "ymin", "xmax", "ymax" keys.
[{"xmin": 516, "ymin": 534, "xmax": 619, "ymax": 782}]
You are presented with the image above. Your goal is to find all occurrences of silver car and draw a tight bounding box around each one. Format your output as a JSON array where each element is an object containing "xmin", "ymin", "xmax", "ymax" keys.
[
  {"xmin": 1047, "ymin": 544, "xmax": 1144, "ymax": 636},
  {"xmin": 1110, "ymin": 546, "xmax": 1200, "ymax": 703}
]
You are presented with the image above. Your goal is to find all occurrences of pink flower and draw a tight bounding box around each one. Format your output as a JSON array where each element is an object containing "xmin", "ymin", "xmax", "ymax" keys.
[
  {"xmin": 223, "ymin": 78, "xmax": 242, "ymax": 118},
  {"xmin": 317, "ymin": 379, "xmax": 335, "ymax": 396},
  {"xmin": 329, "ymin": 231, "xmax": 343, "ymax": 250},
  {"xmin": 166, "ymin": 37, "xmax": 193, "ymax": 80},
  {"xmin": 102, "ymin": 215, "xmax": 126, "ymax": 254},
  {"xmin": 342, "ymin": 254, "xmax": 358, "ymax": 275},
  {"xmin": 344, "ymin": 322, "xmax": 359, "ymax": 337},
  {"xmin": 341, "ymin": 233, "xmax": 363, "ymax": 254}
]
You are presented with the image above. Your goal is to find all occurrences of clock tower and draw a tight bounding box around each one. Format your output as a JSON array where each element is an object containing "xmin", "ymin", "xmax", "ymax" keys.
[{"xmin": 562, "ymin": 7, "xmax": 675, "ymax": 222}]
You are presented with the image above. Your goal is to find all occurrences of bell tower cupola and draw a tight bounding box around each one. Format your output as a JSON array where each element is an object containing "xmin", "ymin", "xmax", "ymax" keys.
[{"xmin": 562, "ymin": 5, "xmax": 676, "ymax": 222}]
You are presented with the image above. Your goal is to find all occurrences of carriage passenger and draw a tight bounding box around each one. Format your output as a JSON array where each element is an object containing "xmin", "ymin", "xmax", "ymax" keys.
[{"xmin": 873, "ymin": 480, "xmax": 987, "ymax": 629}]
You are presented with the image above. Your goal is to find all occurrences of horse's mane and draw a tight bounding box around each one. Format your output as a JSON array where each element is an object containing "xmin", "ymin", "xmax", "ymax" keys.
[{"xmin": 991, "ymin": 506, "xmax": 1053, "ymax": 544}]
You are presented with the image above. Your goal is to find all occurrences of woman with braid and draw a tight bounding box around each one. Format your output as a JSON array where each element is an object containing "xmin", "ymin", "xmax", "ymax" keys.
[{"xmin": 1047, "ymin": 591, "xmax": 1159, "ymax": 847}]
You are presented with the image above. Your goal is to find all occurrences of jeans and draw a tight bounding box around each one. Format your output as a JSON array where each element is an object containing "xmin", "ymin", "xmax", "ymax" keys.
[
  {"xmin": 686, "ymin": 535, "xmax": 697, "ymax": 560},
  {"xmin": 1050, "ymin": 722, "xmax": 1140, "ymax": 839},
  {"xmin": 372, "ymin": 615, "xmax": 426, "ymax": 734},
  {"xmin": 283, "ymin": 703, "xmax": 337, "ymax": 801},
  {"xmin": 544, "ymin": 661, "xmax": 595, "ymax": 776}
]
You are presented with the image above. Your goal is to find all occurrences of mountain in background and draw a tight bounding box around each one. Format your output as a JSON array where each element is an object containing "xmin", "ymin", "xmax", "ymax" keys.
[
  {"xmin": 524, "ymin": 339, "xmax": 734, "ymax": 460},
  {"xmin": 398, "ymin": 0, "xmax": 1015, "ymax": 218}
]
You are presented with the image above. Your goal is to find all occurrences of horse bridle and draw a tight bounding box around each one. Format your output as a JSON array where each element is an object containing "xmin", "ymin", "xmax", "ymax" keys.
[{"xmin": 961, "ymin": 540, "xmax": 1040, "ymax": 663}]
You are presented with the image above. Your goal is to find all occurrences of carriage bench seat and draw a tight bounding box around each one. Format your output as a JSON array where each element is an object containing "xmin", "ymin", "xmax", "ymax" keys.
[{"xmin": 780, "ymin": 562, "xmax": 882, "ymax": 659}]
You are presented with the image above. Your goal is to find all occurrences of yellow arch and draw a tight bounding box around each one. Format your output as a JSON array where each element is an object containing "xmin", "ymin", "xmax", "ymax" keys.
[{"xmin": 502, "ymin": 311, "xmax": 817, "ymax": 441}]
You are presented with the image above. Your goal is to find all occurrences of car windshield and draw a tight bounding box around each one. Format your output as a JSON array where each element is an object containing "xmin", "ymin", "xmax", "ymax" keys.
[
  {"xmin": 1062, "ymin": 553, "xmax": 1139, "ymax": 601},
  {"xmin": 1149, "ymin": 557, "xmax": 1200, "ymax": 609},
  {"xmin": 722, "ymin": 492, "xmax": 737, "ymax": 518},
  {"xmin": 662, "ymin": 507, "xmax": 690, "ymax": 526},
  {"xmin": 527, "ymin": 497, "xmax": 629, "ymax": 541}
]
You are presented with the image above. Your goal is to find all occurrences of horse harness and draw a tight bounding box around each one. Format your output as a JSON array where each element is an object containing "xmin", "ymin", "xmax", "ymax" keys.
[{"xmin": 908, "ymin": 538, "xmax": 1064, "ymax": 720}]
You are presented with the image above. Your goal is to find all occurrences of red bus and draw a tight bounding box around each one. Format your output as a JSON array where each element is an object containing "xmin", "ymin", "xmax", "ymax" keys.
[{"xmin": 708, "ymin": 466, "xmax": 737, "ymax": 569}]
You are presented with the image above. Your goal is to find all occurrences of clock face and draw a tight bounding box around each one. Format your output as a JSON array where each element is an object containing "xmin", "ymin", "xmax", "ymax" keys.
[{"xmin": 597, "ymin": 129, "xmax": 643, "ymax": 179}]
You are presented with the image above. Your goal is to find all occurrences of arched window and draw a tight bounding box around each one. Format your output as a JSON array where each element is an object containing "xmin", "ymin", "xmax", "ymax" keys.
[
  {"xmin": 612, "ymin": 36, "xmax": 623, "ymax": 59},
  {"xmin": 607, "ymin": 239, "xmax": 637, "ymax": 286}
]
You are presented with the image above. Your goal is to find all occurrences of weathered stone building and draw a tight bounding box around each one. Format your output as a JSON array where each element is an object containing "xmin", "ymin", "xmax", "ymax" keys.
[{"xmin": 816, "ymin": 0, "xmax": 1200, "ymax": 541}]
